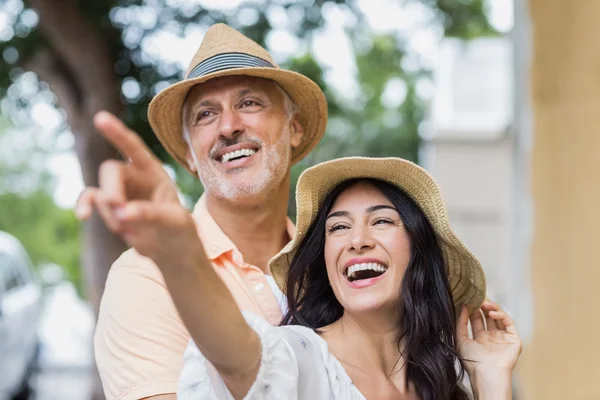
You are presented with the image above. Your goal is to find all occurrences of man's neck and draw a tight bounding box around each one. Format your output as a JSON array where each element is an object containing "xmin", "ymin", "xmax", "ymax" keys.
[{"xmin": 205, "ymin": 188, "xmax": 291, "ymax": 274}]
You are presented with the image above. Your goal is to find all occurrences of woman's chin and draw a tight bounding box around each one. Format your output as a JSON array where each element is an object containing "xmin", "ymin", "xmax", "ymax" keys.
[{"xmin": 340, "ymin": 296, "xmax": 397, "ymax": 317}]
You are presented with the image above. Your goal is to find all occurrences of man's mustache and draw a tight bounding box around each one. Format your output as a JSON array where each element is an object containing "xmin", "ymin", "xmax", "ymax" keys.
[{"xmin": 209, "ymin": 136, "xmax": 263, "ymax": 158}]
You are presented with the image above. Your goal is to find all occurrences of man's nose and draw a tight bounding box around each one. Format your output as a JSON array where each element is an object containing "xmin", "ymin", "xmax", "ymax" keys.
[{"xmin": 217, "ymin": 108, "xmax": 244, "ymax": 139}]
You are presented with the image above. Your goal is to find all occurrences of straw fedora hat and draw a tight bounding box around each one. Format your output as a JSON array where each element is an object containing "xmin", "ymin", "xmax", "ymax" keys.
[
  {"xmin": 147, "ymin": 24, "xmax": 328, "ymax": 173},
  {"xmin": 269, "ymin": 157, "xmax": 487, "ymax": 312}
]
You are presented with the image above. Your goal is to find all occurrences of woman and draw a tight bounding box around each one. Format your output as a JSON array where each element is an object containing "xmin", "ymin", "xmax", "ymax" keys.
[
  {"xmin": 114, "ymin": 156, "xmax": 521, "ymax": 399},
  {"xmin": 176, "ymin": 156, "xmax": 521, "ymax": 399}
]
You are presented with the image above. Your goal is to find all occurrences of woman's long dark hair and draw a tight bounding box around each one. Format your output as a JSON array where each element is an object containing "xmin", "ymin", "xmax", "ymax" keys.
[{"xmin": 281, "ymin": 178, "xmax": 469, "ymax": 400}]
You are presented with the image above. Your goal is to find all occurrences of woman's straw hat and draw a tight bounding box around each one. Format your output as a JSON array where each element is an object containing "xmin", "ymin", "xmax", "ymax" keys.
[
  {"xmin": 269, "ymin": 157, "xmax": 487, "ymax": 312},
  {"xmin": 148, "ymin": 24, "xmax": 328, "ymax": 172}
]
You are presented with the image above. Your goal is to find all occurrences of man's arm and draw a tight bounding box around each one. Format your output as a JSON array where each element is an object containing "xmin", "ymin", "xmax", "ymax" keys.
[
  {"xmin": 95, "ymin": 250, "xmax": 189, "ymax": 400},
  {"xmin": 84, "ymin": 112, "xmax": 262, "ymax": 399}
]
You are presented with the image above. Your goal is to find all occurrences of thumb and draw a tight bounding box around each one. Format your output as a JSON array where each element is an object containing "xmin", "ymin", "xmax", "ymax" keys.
[{"xmin": 116, "ymin": 201, "xmax": 188, "ymax": 225}]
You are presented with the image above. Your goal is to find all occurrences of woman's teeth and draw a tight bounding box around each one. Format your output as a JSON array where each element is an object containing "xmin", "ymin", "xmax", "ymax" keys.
[{"xmin": 347, "ymin": 263, "xmax": 388, "ymax": 282}]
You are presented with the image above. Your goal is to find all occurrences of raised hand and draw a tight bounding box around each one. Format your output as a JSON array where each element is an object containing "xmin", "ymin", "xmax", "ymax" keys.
[
  {"xmin": 456, "ymin": 301, "xmax": 522, "ymax": 399},
  {"xmin": 457, "ymin": 301, "xmax": 522, "ymax": 371},
  {"xmin": 76, "ymin": 111, "xmax": 201, "ymax": 267}
]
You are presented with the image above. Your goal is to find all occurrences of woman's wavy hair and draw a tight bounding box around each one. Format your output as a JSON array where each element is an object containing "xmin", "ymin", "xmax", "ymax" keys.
[{"xmin": 281, "ymin": 178, "xmax": 469, "ymax": 400}]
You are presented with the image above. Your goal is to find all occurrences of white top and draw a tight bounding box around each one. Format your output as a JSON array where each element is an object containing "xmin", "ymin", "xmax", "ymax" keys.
[
  {"xmin": 178, "ymin": 312, "xmax": 366, "ymax": 399},
  {"xmin": 264, "ymin": 275, "xmax": 288, "ymax": 315}
]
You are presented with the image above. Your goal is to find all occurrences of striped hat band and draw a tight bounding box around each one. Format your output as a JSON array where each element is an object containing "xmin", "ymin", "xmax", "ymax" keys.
[{"xmin": 187, "ymin": 53, "xmax": 275, "ymax": 79}]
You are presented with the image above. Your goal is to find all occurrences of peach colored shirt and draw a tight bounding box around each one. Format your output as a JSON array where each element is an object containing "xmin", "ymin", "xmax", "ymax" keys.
[{"xmin": 94, "ymin": 196, "xmax": 293, "ymax": 399}]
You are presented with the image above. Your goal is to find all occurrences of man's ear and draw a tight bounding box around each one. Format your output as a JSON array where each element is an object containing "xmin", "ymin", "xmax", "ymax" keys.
[
  {"xmin": 289, "ymin": 117, "xmax": 304, "ymax": 149},
  {"xmin": 185, "ymin": 148, "xmax": 197, "ymax": 173}
]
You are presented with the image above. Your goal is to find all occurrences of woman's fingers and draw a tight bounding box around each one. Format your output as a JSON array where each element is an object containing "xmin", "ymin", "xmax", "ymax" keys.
[
  {"xmin": 489, "ymin": 310, "xmax": 518, "ymax": 336},
  {"xmin": 481, "ymin": 301, "xmax": 520, "ymax": 336},
  {"xmin": 99, "ymin": 159, "xmax": 127, "ymax": 206},
  {"xmin": 456, "ymin": 305, "xmax": 470, "ymax": 342},
  {"xmin": 483, "ymin": 307, "xmax": 499, "ymax": 331},
  {"xmin": 76, "ymin": 188, "xmax": 96, "ymax": 220},
  {"xmin": 470, "ymin": 308, "xmax": 486, "ymax": 336},
  {"xmin": 94, "ymin": 111, "xmax": 159, "ymax": 169},
  {"xmin": 488, "ymin": 310, "xmax": 506, "ymax": 330},
  {"xmin": 80, "ymin": 188, "xmax": 122, "ymax": 232}
]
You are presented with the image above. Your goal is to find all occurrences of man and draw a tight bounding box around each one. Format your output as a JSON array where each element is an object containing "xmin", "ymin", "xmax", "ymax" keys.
[{"xmin": 76, "ymin": 23, "xmax": 327, "ymax": 399}]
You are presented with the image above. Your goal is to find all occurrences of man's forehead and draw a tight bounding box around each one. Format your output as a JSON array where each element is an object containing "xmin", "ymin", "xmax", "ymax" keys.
[{"xmin": 186, "ymin": 75, "xmax": 278, "ymax": 102}]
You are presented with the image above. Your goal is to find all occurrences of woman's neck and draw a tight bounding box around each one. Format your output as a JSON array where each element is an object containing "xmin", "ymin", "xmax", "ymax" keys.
[{"xmin": 321, "ymin": 311, "xmax": 413, "ymax": 395}]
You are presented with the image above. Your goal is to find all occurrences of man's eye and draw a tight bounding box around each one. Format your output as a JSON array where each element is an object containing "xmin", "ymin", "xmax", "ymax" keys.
[
  {"xmin": 241, "ymin": 100, "xmax": 258, "ymax": 107},
  {"xmin": 194, "ymin": 110, "xmax": 214, "ymax": 123},
  {"xmin": 199, "ymin": 111, "xmax": 212, "ymax": 119}
]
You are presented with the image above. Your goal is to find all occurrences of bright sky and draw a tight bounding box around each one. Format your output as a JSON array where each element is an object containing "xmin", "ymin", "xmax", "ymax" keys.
[{"xmin": 6, "ymin": 0, "xmax": 514, "ymax": 208}]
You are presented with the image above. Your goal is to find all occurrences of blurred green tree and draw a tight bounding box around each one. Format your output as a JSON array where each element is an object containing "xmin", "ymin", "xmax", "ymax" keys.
[
  {"xmin": 0, "ymin": 119, "xmax": 83, "ymax": 290},
  {"xmin": 0, "ymin": 191, "xmax": 82, "ymax": 287},
  {"xmin": 0, "ymin": 0, "xmax": 495, "ymax": 312}
]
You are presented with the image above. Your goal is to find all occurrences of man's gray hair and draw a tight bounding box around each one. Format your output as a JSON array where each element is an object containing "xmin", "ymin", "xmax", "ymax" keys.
[{"xmin": 274, "ymin": 83, "xmax": 299, "ymax": 118}]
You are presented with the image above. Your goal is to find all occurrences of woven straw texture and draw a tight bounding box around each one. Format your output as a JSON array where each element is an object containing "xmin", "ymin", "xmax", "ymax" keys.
[{"xmin": 269, "ymin": 157, "xmax": 487, "ymax": 312}]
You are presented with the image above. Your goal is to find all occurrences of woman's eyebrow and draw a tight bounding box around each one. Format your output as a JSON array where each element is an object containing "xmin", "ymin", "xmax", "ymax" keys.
[
  {"xmin": 365, "ymin": 205, "xmax": 397, "ymax": 213},
  {"xmin": 326, "ymin": 210, "xmax": 349, "ymax": 220},
  {"xmin": 326, "ymin": 205, "xmax": 397, "ymax": 220}
]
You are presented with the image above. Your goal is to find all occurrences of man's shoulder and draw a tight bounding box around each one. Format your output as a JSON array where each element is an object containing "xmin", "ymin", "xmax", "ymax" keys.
[
  {"xmin": 96, "ymin": 251, "xmax": 189, "ymax": 400},
  {"xmin": 108, "ymin": 247, "xmax": 165, "ymax": 284}
]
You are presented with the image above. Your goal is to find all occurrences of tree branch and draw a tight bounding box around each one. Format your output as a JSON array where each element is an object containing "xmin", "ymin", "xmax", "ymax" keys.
[
  {"xmin": 26, "ymin": 0, "xmax": 120, "ymax": 116},
  {"xmin": 21, "ymin": 48, "xmax": 81, "ymax": 118}
]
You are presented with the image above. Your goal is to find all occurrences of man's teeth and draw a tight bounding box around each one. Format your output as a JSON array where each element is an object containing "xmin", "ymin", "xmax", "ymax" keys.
[
  {"xmin": 347, "ymin": 263, "xmax": 387, "ymax": 280},
  {"xmin": 221, "ymin": 149, "xmax": 256, "ymax": 163}
]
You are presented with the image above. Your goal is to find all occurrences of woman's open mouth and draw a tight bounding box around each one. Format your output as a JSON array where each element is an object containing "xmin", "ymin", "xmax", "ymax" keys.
[{"xmin": 345, "ymin": 262, "xmax": 388, "ymax": 282}]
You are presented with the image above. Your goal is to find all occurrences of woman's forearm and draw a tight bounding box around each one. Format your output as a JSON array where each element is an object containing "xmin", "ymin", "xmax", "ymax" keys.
[
  {"xmin": 470, "ymin": 368, "xmax": 513, "ymax": 400},
  {"xmin": 159, "ymin": 247, "xmax": 261, "ymax": 397}
]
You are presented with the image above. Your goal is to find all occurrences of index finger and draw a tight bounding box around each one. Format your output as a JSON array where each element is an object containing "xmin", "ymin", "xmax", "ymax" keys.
[
  {"xmin": 94, "ymin": 111, "xmax": 160, "ymax": 168},
  {"xmin": 456, "ymin": 305, "xmax": 470, "ymax": 342}
]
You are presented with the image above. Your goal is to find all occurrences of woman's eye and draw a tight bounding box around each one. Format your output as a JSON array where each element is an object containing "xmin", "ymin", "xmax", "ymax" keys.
[
  {"xmin": 373, "ymin": 218, "xmax": 393, "ymax": 225},
  {"xmin": 328, "ymin": 224, "xmax": 348, "ymax": 233}
]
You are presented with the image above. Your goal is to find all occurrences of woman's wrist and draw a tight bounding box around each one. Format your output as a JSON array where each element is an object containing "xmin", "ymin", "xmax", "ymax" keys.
[
  {"xmin": 157, "ymin": 243, "xmax": 212, "ymax": 281},
  {"xmin": 469, "ymin": 366, "xmax": 513, "ymax": 400}
]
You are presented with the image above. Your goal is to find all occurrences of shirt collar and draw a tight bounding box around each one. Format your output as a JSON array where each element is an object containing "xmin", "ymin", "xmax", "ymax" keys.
[{"xmin": 192, "ymin": 195, "xmax": 296, "ymax": 262}]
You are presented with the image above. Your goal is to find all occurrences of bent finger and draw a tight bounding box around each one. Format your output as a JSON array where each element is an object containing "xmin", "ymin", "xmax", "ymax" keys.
[
  {"xmin": 487, "ymin": 310, "xmax": 506, "ymax": 330},
  {"xmin": 456, "ymin": 305, "xmax": 470, "ymax": 342},
  {"xmin": 469, "ymin": 308, "xmax": 486, "ymax": 336},
  {"xmin": 489, "ymin": 310, "xmax": 518, "ymax": 336},
  {"xmin": 75, "ymin": 188, "xmax": 98, "ymax": 220},
  {"xmin": 483, "ymin": 307, "xmax": 498, "ymax": 331},
  {"xmin": 92, "ymin": 192, "xmax": 123, "ymax": 232},
  {"xmin": 116, "ymin": 200, "xmax": 188, "ymax": 225},
  {"xmin": 99, "ymin": 159, "xmax": 127, "ymax": 205}
]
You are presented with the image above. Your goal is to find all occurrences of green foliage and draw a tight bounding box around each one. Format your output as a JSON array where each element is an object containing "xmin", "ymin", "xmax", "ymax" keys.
[
  {"xmin": 0, "ymin": 0, "xmax": 496, "ymax": 286},
  {"xmin": 0, "ymin": 0, "xmax": 496, "ymax": 167},
  {"xmin": 0, "ymin": 190, "xmax": 82, "ymax": 289},
  {"xmin": 428, "ymin": 0, "xmax": 498, "ymax": 38},
  {"xmin": 0, "ymin": 120, "xmax": 82, "ymax": 290}
]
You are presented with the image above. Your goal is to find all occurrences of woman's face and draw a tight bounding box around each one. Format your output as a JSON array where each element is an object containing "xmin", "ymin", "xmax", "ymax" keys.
[{"xmin": 324, "ymin": 181, "xmax": 411, "ymax": 316}]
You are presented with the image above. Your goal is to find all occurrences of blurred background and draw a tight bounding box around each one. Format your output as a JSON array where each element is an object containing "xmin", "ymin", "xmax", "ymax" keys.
[{"xmin": 0, "ymin": 0, "xmax": 596, "ymax": 399}]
